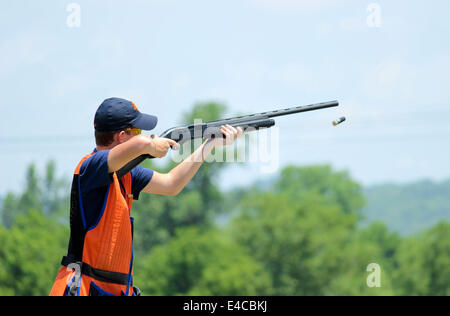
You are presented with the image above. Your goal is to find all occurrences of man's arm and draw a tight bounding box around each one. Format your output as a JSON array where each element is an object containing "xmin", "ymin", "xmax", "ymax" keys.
[
  {"xmin": 107, "ymin": 135, "xmax": 152, "ymax": 173},
  {"xmin": 142, "ymin": 125, "xmax": 242, "ymax": 196},
  {"xmin": 108, "ymin": 134, "xmax": 177, "ymax": 173}
]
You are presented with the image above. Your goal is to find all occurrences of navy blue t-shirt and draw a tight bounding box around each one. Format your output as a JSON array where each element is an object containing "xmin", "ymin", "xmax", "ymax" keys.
[{"xmin": 78, "ymin": 149, "xmax": 153, "ymax": 229}]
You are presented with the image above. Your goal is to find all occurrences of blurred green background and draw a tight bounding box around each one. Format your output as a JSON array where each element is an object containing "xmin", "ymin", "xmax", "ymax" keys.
[{"xmin": 1, "ymin": 102, "xmax": 448, "ymax": 296}]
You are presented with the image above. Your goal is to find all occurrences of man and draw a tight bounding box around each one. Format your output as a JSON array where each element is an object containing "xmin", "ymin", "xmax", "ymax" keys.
[{"xmin": 50, "ymin": 97, "xmax": 242, "ymax": 296}]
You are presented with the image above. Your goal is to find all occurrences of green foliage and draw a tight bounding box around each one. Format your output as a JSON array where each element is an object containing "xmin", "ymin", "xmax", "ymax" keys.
[
  {"xmin": 0, "ymin": 210, "xmax": 68, "ymax": 296},
  {"xmin": 135, "ymin": 227, "xmax": 272, "ymax": 296},
  {"xmin": 229, "ymin": 165, "xmax": 363, "ymax": 295},
  {"xmin": 277, "ymin": 165, "xmax": 366, "ymax": 215},
  {"xmin": 0, "ymin": 161, "xmax": 68, "ymax": 228},
  {"xmin": 325, "ymin": 222, "xmax": 398, "ymax": 296},
  {"xmin": 2, "ymin": 158, "xmax": 449, "ymax": 296},
  {"xmin": 133, "ymin": 188, "xmax": 207, "ymax": 254},
  {"xmin": 0, "ymin": 161, "xmax": 69, "ymax": 296},
  {"xmin": 394, "ymin": 221, "xmax": 450, "ymax": 296}
]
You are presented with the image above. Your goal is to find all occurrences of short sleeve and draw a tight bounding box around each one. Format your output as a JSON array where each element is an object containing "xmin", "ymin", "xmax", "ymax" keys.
[
  {"xmin": 79, "ymin": 150, "xmax": 113, "ymax": 192},
  {"xmin": 131, "ymin": 165, "xmax": 154, "ymax": 200}
]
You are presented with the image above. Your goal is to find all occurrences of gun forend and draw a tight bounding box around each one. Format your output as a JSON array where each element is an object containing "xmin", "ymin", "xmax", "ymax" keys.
[{"xmin": 203, "ymin": 118, "xmax": 275, "ymax": 139}]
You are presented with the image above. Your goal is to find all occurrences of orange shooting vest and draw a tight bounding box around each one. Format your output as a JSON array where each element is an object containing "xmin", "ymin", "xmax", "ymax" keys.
[{"xmin": 50, "ymin": 152, "xmax": 136, "ymax": 296}]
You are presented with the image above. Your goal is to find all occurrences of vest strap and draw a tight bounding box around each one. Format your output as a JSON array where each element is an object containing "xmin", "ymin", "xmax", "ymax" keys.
[{"xmin": 61, "ymin": 256, "xmax": 129, "ymax": 286}]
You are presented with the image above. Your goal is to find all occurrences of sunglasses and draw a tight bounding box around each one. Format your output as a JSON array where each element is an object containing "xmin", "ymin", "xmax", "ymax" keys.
[{"xmin": 125, "ymin": 127, "xmax": 142, "ymax": 135}]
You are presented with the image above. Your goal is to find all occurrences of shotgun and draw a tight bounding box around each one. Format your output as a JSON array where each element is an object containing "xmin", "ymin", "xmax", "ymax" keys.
[{"xmin": 116, "ymin": 100, "xmax": 339, "ymax": 178}]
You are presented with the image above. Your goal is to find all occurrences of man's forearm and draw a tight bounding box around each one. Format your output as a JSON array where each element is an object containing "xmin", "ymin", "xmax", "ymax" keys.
[
  {"xmin": 167, "ymin": 139, "xmax": 216, "ymax": 194},
  {"xmin": 108, "ymin": 134, "xmax": 152, "ymax": 173}
]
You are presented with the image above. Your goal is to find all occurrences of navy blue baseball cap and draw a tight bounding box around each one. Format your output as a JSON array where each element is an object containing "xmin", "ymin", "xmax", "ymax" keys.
[{"xmin": 94, "ymin": 97, "xmax": 158, "ymax": 132}]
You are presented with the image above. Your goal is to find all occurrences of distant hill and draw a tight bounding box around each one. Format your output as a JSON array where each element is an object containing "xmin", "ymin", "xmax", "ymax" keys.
[{"xmin": 362, "ymin": 180, "xmax": 450, "ymax": 235}]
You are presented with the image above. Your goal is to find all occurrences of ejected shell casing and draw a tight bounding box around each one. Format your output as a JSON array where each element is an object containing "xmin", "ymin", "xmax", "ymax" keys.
[{"xmin": 332, "ymin": 117, "xmax": 346, "ymax": 126}]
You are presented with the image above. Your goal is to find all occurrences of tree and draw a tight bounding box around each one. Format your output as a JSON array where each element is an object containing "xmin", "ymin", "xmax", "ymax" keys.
[
  {"xmin": 325, "ymin": 222, "xmax": 398, "ymax": 296},
  {"xmin": 276, "ymin": 165, "xmax": 365, "ymax": 215},
  {"xmin": 229, "ymin": 165, "xmax": 366, "ymax": 295},
  {"xmin": 394, "ymin": 221, "xmax": 450, "ymax": 296},
  {"xmin": 0, "ymin": 161, "xmax": 68, "ymax": 228},
  {"xmin": 0, "ymin": 210, "xmax": 68, "ymax": 296},
  {"xmin": 135, "ymin": 227, "xmax": 272, "ymax": 296}
]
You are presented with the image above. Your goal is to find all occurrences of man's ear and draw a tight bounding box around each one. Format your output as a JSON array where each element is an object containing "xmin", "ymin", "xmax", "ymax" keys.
[{"xmin": 116, "ymin": 131, "xmax": 126, "ymax": 144}]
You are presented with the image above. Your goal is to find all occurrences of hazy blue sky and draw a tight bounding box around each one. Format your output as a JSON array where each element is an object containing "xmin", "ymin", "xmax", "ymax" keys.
[{"xmin": 1, "ymin": 0, "xmax": 450, "ymax": 195}]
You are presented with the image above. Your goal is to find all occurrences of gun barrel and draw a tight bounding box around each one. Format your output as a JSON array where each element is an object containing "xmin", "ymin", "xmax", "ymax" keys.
[
  {"xmin": 263, "ymin": 100, "xmax": 339, "ymax": 118},
  {"xmin": 206, "ymin": 101, "xmax": 339, "ymax": 124}
]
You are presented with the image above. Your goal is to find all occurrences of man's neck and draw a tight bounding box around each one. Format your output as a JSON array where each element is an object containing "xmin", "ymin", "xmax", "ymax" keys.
[{"xmin": 96, "ymin": 145, "xmax": 114, "ymax": 152}]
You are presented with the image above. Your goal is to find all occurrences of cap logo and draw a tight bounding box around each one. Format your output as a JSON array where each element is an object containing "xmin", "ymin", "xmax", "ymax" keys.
[{"xmin": 131, "ymin": 102, "xmax": 139, "ymax": 111}]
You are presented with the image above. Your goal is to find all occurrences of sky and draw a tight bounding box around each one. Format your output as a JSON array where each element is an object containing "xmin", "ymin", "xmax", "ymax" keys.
[{"xmin": 1, "ymin": 0, "xmax": 450, "ymax": 195}]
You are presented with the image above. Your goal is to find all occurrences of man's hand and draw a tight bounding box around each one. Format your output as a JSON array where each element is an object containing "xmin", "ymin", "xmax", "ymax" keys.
[
  {"xmin": 209, "ymin": 124, "xmax": 243, "ymax": 148},
  {"xmin": 148, "ymin": 135, "xmax": 179, "ymax": 158},
  {"xmin": 108, "ymin": 134, "xmax": 178, "ymax": 173}
]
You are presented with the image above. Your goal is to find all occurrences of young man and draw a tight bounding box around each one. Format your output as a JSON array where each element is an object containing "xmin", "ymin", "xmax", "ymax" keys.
[{"xmin": 50, "ymin": 97, "xmax": 242, "ymax": 296}]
